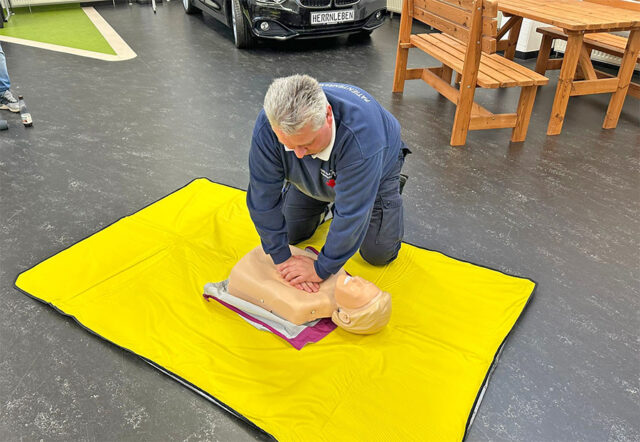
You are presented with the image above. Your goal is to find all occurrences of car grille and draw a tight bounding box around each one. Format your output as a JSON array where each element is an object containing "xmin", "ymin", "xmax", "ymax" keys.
[
  {"xmin": 334, "ymin": 0, "xmax": 360, "ymax": 5},
  {"xmin": 298, "ymin": 0, "xmax": 331, "ymax": 7}
]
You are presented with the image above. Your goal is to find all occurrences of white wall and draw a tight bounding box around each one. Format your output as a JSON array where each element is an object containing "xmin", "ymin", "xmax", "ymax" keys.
[{"xmin": 499, "ymin": 14, "xmax": 545, "ymax": 53}]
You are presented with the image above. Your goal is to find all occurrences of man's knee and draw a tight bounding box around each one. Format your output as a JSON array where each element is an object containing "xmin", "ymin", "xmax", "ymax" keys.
[
  {"xmin": 282, "ymin": 185, "xmax": 327, "ymax": 246},
  {"xmin": 359, "ymin": 242, "xmax": 400, "ymax": 267},
  {"xmin": 288, "ymin": 228, "xmax": 314, "ymax": 245}
]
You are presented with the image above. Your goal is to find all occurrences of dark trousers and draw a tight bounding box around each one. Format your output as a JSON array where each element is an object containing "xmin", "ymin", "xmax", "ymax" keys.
[{"xmin": 283, "ymin": 151, "xmax": 406, "ymax": 267}]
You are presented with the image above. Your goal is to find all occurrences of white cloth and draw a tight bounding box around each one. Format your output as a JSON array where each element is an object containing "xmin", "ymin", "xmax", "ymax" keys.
[{"xmin": 204, "ymin": 282, "xmax": 320, "ymax": 339}]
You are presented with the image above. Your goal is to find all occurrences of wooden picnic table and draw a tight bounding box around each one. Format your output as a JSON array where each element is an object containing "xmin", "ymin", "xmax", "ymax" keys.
[{"xmin": 496, "ymin": 0, "xmax": 640, "ymax": 135}]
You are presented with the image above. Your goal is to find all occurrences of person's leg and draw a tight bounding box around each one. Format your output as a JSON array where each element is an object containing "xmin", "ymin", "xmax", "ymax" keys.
[
  {"xmin": 0, "ymin": 43, "xmax": 11, "ymax": 92},
  {"xmin": 0, "ymin": 43, "xmax": 19, "ymax": 113},
  {"xmin": 282, "ymin": 184, "xmax": 329, "ymax": 244},
  {"xmin": 359, "ymin": 149, "xmax": 407, "ymax": 266}
]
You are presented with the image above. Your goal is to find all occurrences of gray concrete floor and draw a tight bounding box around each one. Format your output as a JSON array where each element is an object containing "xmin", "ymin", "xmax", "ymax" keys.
[{"xmin": 1, "ymin": 2, "xmax": 639, "ymax": 441}]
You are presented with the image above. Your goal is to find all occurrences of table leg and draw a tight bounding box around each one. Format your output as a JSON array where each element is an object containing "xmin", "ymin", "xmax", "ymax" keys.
[
  {"xmin": 535, "ymin": 34, "xmax": 554, "ymax": 74},
  {"xmin": 505, "ymin": 17, "xmax": 523, "ymax": 60},
  {"xmin": 603, "ymin": 29, "xmax": 640, "ymax": 129},
  {"xmin": 547, "ymin": 31, "xmax": 584, "ymax": 136}
]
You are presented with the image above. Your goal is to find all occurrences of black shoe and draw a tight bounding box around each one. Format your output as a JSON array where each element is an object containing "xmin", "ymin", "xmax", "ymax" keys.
[{"xmin": 399, "ymin": 174, "xmax": 409, "ymax": 194}]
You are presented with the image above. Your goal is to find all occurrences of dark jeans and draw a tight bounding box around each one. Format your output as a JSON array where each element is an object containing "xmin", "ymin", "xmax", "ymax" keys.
[{"xmin": 283, "ymin": 150, "xmax": 407, "ymax": 267}]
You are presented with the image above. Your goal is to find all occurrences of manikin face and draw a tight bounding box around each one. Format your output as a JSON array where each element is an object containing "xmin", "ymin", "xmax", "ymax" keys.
[
  {"xmin": 334, "ymin": 274, "xmax": 381, "ymax": 310},
  {"xmin": 273, "ymin": 105, "xmax": 333, "ymax": 159},
  {"xmin": 332, "ymin": 274, "xmax": 392, "ymax": 334}
]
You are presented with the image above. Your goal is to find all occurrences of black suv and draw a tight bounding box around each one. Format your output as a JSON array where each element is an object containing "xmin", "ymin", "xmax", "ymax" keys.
[{"xmin": 184, "ymin": 0, "xmax": 387, "ymax": 48}]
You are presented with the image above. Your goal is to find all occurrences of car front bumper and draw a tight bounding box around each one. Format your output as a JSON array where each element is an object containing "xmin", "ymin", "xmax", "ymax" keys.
[{"xmin": 245, "ymin": 0, "xmax": 386, "ymax": 40}]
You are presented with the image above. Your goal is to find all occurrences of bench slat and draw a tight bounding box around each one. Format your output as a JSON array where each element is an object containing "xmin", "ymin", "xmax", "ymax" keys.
[
  {"xmin": 411, "ymin": 34, "xmax": 503, "ymax": 87},
  {"xmin": 437, "ymin": 0, "xmax": 477, "ymax": 11},
  {"xmin": 413, "ymin": 8, "xmax": 471, "ymax": 43},
  {"xmin": 485, "ymin": 54, "xmax": 550, "ymax": 85},
  {"xmin": 435, "ymin": 34, "xmax": 528, "ymax": 86},
  {"xmin": 428, "ymin": 33, "xmax": 549, "ymax": 86},
  {"xmin": 592, "ymin": 33, "xmax": 628, "ymax": 47},
  {"xmin": 415, "ymin": 0, "xmax": 472, "ymax": 27}
]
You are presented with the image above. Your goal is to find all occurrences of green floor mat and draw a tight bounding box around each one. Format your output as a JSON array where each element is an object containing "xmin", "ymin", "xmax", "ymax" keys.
[{"xmin": 0, "ymin": 4, "xmax": 116, "ymax": 55}]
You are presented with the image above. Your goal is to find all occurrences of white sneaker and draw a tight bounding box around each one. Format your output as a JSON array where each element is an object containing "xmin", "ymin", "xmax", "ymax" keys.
[{"xmin": 0, "ymin": 90, "xmax": 19, "ymax": 113}]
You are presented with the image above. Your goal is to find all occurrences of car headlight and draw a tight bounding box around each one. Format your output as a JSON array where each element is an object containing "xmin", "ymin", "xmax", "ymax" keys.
[{"xmin": 256, "ymin": 0, "xmax": 285, "ymax": 4}]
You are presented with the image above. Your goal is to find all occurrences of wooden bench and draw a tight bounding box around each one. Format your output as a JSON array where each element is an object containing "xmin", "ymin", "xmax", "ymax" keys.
[
  {"xmin": 392, "ymin": 0, "xmax": 549, "ymax": 146},
  {"xmin": 535, "ymin": 0, "xmax": 640, "ymax": 99}
]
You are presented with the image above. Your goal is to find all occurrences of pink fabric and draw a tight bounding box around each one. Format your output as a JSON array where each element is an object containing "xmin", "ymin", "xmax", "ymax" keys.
[{"xmin": 204, "ymin": 294, "xmax": 336, "ymax": 350}]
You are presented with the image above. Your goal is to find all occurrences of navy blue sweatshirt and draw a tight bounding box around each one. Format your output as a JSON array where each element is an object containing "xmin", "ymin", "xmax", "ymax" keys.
[{"xmin": 247, "ymin": 83, "xmax": 403, "ymax": 279}]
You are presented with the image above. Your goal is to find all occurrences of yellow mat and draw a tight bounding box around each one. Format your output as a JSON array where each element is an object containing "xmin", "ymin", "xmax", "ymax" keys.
[{"xmin": 15, "ymin": 179, "xmax": 535, "ymax": 441}]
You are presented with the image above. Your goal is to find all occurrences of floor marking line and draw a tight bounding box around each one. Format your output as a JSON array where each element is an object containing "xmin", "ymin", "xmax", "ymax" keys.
[
  {"xmin": 0, "ymin": 7, "xmax": 136, "ymax": 61},
  {"xmin": 82, "ymin": 6, "xmax": 136, "ymax": 60}
]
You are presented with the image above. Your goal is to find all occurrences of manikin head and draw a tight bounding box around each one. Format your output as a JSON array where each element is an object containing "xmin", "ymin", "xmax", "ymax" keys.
[
  {"xmin": 263, "ymin": 74, "xmax": 333, "ymax": 159},
  {"xmin": 332, "ymin": 274, "xmax": 392, "ymax": 335}
]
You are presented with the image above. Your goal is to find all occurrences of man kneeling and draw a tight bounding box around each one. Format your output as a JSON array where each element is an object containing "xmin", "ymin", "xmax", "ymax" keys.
[{"xmin": 247, "ymin": 75, "xmax": 410, "ymax": 293}]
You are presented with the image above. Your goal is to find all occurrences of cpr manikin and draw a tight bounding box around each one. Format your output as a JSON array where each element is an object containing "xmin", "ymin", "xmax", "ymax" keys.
[{"xmin": 227, "ymin": 246, "xmax": 391, "ymax": 334}]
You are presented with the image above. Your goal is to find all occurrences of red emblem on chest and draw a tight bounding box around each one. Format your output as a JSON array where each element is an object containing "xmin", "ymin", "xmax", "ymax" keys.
[{"xmin": 326, "ymin": 179, "xmax": 336, "ymax": 188}]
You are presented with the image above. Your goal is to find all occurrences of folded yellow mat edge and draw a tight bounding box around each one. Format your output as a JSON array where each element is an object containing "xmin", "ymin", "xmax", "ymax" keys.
[{"xmin": 12, "ymin": 177, "xmax": 537, "ymax": 441}]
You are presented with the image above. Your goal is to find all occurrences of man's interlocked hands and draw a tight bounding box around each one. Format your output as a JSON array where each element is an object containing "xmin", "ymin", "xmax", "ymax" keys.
[{"xmin": 276, "ymin": 255, "xmax": 324, "ymax": 293}]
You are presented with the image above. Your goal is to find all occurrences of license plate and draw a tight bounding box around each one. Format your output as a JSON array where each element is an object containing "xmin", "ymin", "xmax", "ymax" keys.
[{"xmin": 310, "ymin": 9, "xmax": 355, "ymax": 25}]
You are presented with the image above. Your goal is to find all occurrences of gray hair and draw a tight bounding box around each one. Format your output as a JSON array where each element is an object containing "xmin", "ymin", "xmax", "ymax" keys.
[{"xmin": 263, "ymin": 74, "xmax": 328, "ymax": 135}]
